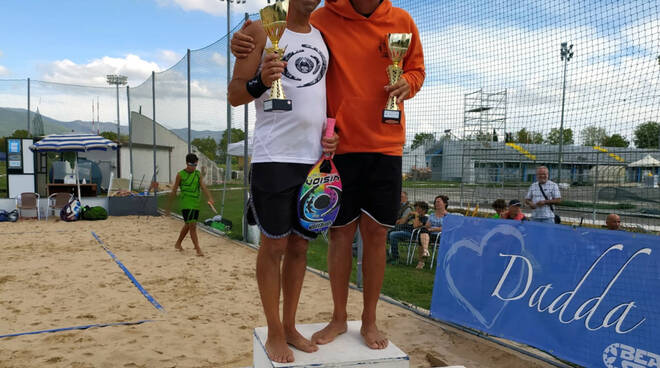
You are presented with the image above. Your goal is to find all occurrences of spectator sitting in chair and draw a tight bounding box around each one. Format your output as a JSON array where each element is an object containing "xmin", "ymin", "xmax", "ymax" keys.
[
  {"xmin": 417, "ymin": 195, "xmax": 449, "ymax": 269},
  {"xmin": 394, "ymin": 191, "xmax": 414, "ymax": 227},
  {"xmin": 605, "ymin": 213, "xmax": 622, "ymax": 231},
  {"xmin": 491, "ymin": 199, "xmax": 507, "ymax": 218},
  {"xmin": 387, "ymin": 201, "xmax": 428, "ymax": 265},
  {"xmin": 502, "ymin": 199, "xmax": 528, "ymax": 221}
]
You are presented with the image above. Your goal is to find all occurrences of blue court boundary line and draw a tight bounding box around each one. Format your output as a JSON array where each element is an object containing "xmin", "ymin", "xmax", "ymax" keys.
[
  {"xmin": 91, "ymin": 232, "xmax": 165, "ymax": 312},
  {"xmin": 0, "ymin": 320, "xmax": 154, "ymax": 339}
]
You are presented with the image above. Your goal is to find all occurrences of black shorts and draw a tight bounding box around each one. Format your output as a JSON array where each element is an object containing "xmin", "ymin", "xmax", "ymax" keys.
[
  {"xmin": 332, "ymin": 153, "xmax": 401, "ymax": 228},
  {"xmin": 247, "ymin": 162, "xmax": 318, "ymax": 240},
  {"xmin": 181, "ymin": 209, "xmax": 199, "ymax": 223}
]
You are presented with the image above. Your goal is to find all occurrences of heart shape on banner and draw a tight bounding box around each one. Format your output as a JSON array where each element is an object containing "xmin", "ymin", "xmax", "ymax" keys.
[{"xmin": 443, "ymin": 222, "xmax": 530, "ymax": 329}]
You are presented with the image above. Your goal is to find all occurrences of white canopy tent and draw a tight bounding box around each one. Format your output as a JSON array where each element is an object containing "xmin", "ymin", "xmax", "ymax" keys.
[{"xmin": 628, "ymin": 154, "xmax": 660, "ymax": 167}]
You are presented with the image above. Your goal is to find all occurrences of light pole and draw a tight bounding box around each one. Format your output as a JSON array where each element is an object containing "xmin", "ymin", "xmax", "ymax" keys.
[
  {"xmin": 107, "ymin": 74, "xmax": 127, "ymax": 177},
  {"xmin": 218, "ymin": 0, "xmax": 246, "ymax": 217},
  {"xmin": 558, "ymin": 42, "xmax": 573, "ymax": 184}
]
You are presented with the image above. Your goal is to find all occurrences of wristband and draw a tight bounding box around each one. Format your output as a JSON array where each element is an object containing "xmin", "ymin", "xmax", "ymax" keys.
[{"xmin": 246, "ymin": 74, "xmax": 268, "ymax": 98}]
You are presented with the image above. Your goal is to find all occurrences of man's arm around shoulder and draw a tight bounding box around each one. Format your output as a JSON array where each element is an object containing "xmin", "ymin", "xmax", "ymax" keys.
[{"xmin": 228, "ymin": 21, "xmax": 268, "ymax": 106}]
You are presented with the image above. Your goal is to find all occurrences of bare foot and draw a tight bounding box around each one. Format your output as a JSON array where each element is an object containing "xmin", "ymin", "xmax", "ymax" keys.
[
  {"xmin": 285, "ymin": 328, "xmax": 318, "ymax": 353},
  {"xmin": 195, "ymin": 249, "xmax": 204, "ymax": 257},
  {"xmin": 361, "ymin": 323, "xmax": 388, "ymax": 349},
  {"xmin": 174, "ymin": 243, "xmax": 183, "ymax": 252},
  {"xmin": 311, "ymin": 320, "xmax": 347, "ymax": 345},
  {"xmin": 265, "ymin": 336, "xmax": 295, "ymax": 363}
]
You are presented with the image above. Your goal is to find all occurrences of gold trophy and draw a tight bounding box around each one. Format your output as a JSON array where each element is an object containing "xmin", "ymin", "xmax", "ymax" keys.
[
  {"xmin": 260, "ymin": 0, "xmax": 291, "ymax": 112},
  {"xmin": 382, "ymin": 33, "xmax": 412, "ymax": 123}
]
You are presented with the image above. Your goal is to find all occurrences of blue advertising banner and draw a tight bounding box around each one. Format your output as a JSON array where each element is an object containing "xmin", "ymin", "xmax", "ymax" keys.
[{"xmin": 431, "ymin": 215, "xmax": 660, "ymax": 368}]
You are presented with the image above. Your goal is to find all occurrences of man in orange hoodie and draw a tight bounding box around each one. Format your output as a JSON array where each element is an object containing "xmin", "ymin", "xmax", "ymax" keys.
[{"xmin": 232, "ymin": 0, "xmax": 425, "ymax": 350}]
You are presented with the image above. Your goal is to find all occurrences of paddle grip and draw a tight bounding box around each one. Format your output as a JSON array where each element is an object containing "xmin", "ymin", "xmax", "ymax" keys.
[{"xmin": 325, "ymin": 118, "xmax": 336, "ymax": 139}]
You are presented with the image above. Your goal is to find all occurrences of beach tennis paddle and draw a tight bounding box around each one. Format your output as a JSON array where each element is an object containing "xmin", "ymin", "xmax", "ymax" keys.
[{"xmin": 297, "ymin": 118, "xmax": 342, "ymax": 233}]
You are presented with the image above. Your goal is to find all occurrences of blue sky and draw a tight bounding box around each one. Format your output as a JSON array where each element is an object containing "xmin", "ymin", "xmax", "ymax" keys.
[
  {"xmin": 0, "ymin": 0, "xmax": 267, "ymax": 84},
  {"xmin": 0, "ymin": 0, "xmax": 658, "ymax": 141}
]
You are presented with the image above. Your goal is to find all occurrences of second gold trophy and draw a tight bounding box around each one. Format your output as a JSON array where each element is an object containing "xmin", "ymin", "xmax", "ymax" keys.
[{"xmin": 260, "ymin": 0, "xmax": 291, "ymax": 112}]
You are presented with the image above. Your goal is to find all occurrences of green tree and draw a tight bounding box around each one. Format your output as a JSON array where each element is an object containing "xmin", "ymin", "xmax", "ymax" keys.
[
  {"xmin": 633, "ymin": 121, "xmax": 660, "ymax": 148},
  {"xmin": 100, "ymin": 131, "xmax": 118, "ymax": 142},
  {"xmin": 411, "ymin": 132, "xmax": 435, "ymax": 150},
  {"xmin": 12, "ymin": 129, "xmax": 30, "ymax": 138},
  {"xmin": 514, "ymin": 128, "xmax": 544, "ymax": 144},
  {"xmin": 546, "ymin": 128, "xmax": 574, "ymax": 145},
  {"xmin": 601, "ymin": 134, "xmax": 630, "ymax": 148},
  {"xmin": 192, "ymin": 136, "xmax": 218, "ymax": 162},
  {"xmin": 581, "ymin": 126, "xmax": 607, "ymax": 146},
  {"xmin": 218, "ymin": 128, "xmax": 247, "ymax": 165}
]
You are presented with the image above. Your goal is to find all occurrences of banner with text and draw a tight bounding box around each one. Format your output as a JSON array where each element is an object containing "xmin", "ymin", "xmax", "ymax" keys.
[{"xmin": 431, "ymin": 215, "xmax": 659, "ymax": 368}]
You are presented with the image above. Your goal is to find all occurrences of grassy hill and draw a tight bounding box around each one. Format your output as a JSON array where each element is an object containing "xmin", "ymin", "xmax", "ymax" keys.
[{"xmin": 0, "ymin": 108, "xmax": 224, "ymax": 141}]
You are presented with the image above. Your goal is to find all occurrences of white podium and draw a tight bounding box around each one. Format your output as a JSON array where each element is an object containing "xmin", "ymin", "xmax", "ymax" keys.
[{"xmin": 253, "ymin": 321, "xmax": 409, "ymax": 368}]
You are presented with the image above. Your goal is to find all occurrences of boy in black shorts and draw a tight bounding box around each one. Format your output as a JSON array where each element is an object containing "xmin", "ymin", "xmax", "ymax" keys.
[
  {"xmin": 167, "ymin": 153, "xmax": 214, "ymax": 257},
  {"xmin": 227, "ymin": 0, "xmax": 338, "ymax": 363}
]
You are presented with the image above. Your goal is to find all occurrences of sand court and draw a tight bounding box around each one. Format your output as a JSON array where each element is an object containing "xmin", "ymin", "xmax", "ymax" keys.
[{"xmin": 0, "ymin": 216, "xmax": 553, "ymax": 367}]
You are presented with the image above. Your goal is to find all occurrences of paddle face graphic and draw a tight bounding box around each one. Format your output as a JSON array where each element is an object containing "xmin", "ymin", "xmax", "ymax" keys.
[{"xmin": 297, "ymin": 118, "xmax": 342, "ymax": 233}]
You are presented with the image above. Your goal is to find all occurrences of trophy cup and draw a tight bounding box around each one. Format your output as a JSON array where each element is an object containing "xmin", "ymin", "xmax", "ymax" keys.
[
  {"xmin": 382, "ymin": 33, "xmax": 412, "ymax": 123},
  {"xmin": 260, "ymin": 0, "xmax": 291, "ymax": 112}
]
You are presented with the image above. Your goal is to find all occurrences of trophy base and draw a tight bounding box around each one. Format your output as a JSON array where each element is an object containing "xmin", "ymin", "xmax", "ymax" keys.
[
  {"xmin": 382, "ymin": 109, "xmax": 401, "ymax": 124},
  {"xmin": 264, "ymin": 99, "xmax": 292, "ymax": 112}
]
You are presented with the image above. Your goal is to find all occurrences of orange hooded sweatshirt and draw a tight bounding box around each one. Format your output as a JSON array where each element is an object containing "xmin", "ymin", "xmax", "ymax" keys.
[{"xmin": 311, "ymin": 0, "xmax": 425, "ymax": 156}]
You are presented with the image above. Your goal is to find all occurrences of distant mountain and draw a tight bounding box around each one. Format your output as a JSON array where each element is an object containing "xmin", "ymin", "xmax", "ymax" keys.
[
  {"xmin": 171, "ymin": 128, "xmax": 224, "ymax": 142},
  {"xmin": 0, "ymin": 108, "xmax": 224, "ymax": 142}
]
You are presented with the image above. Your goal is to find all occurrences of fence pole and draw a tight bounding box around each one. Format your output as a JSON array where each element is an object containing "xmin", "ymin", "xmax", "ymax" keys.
[
  {"xmin": 152, "ymin": 71, "xmax": 157, "ymax": 195},
  {"xmin": 27, "ymin": 78, "xmax": 30, "ymax": 134},
  {"xmin": 187, "ymin": 48, "xmax": 191, "ymax": 154},
  {"xmin": 592, "ymin": 152, "xmax": 599, "ymax": 223},
  {"xmin": 127, "ymin": 86, "xmax": 133, "ymax": 189}
]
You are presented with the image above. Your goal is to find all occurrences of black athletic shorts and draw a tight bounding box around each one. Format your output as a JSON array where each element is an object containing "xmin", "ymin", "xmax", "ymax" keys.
[
  {"xmin": 181, "ymin": 209, "xmax": 199, "ymax": 223},
  {"xmin": 332, "ymin": 153, "xmax": 401, "ymax": 228},
  {"xmin": 247, "ymin": 162, "xmax": 318, "ymax": 240}
]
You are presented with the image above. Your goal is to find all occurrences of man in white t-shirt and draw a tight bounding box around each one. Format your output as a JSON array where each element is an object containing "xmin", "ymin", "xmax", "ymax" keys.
[{"xmin": 525, "ymin": 166, "xmax": 561, "ymax": 224}]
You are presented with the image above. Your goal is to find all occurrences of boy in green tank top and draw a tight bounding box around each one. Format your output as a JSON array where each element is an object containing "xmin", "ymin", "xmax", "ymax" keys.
[{"xmin": 167, "ymin": 153, "xmax": 214, "ymax": 256}]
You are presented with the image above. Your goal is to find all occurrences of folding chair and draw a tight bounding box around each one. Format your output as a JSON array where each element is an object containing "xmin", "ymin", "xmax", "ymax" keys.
[
  {"xmin": 406, "ymin": 227, "xmax": 423, "ymax": 265},
  {"xmin": 16, "ymin": 192, "xmax": 40, "ymax": 220},
  {"xmin": 46, "ymin": 192, "xmax": 73, "ymax": 221},
  {"xmin": 428, "ymin": 232, "xmax": 442, "ymax": 269}
]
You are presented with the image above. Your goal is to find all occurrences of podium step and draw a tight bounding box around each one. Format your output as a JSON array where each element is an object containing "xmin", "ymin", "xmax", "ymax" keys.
[{"xmin": 253, "ymin": 321, "xmax": 409, "ymax": 368}]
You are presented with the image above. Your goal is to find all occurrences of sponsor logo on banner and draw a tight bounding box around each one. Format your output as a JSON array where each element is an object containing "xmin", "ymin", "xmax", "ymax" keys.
[{"xmin": 603, "ymin": 343, "xmax": 659, "ymax": 368}]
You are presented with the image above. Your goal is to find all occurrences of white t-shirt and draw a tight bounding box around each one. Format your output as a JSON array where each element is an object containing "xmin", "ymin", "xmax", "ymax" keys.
[
  {"xmin": 525, "ymin": 180, "xmax": 561, "ymax": 219},
  {"xmin": 251, "ymin": 26, "xmax": 329, "ymax": 164}
]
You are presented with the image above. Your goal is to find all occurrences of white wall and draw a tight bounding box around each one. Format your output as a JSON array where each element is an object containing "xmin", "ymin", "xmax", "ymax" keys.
[{"xmin": 127, "ymin": 112, "xmax": 220, "ymax": 185}]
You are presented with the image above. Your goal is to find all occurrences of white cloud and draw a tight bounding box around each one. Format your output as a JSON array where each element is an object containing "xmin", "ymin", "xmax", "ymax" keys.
[
  {"xmin": 38, "ymin": 54, "xmax": 162, "ymax": 87},
  {"xmin": 157, "ymin": 49, "xmax": 184, "ymax": 66},
  {"xmin": 0, "ymin": 65, "xmax": 8, "ymax": 76},
  {"xmin": 156, "ymin": 0, "xmax": 270, "ymax": 16},
  {"xmin": 413, "ymin": 19, "xmax": 660, "ymax": 145}
]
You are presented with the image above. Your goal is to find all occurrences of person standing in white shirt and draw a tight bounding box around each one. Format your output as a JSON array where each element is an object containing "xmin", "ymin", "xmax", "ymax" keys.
[{"xmin": 525, "ymin": 166, "xmax": 561, "ymax": 224}]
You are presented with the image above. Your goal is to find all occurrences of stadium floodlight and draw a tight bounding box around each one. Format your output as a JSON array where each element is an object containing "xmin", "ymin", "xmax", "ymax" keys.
[
  {"xmin": 557, "ymin": 42, "xmax": 574, "ymax": 183},
  {"xmin": 106, "ymin": 74, "xmax": 128, "ymax": 177}
]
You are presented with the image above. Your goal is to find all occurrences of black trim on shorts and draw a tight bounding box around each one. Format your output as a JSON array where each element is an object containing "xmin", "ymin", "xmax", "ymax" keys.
[
  {"xmin": 247, "ymin": 162, "xmax": 319, "ymax": 240},
  {"xmin": 331, "ymin": 153, "xmax": 402, "ymax": 228},
  {"xmin": 181, "ymin": 209, "xmax": 199, "ymax": 223}
]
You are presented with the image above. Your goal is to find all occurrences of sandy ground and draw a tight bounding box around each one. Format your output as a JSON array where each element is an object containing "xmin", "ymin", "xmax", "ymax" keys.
[{"xmin": 0, "ymin": 216, "xmax": 555, "ymax": 368}]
